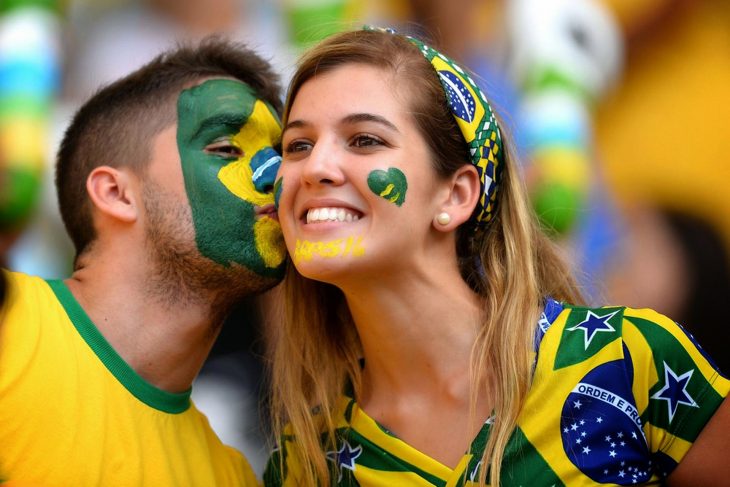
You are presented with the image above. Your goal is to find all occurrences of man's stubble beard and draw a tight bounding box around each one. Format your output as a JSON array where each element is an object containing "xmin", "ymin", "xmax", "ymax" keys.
[{"xmin": 141, "ymin": 182, "xmax": 278, "ymax": 322}]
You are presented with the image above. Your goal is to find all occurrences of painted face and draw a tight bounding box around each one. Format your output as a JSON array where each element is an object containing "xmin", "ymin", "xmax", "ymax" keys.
[
  {"xmin": 277, "ymin": 64, "xmax": 445, "ymax": 282},
  {"xmin": 176, "ymin": 78, "xmax": 285, "ymax": 278}
]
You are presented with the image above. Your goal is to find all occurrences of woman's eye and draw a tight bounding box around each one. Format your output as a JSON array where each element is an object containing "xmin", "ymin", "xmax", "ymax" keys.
[
  {"xmin": 352, "ymin": 134, "xmax": 383, "ymax": 148},
  {"xmin": 206, "ymin": 140, "xmax": 243, "ymax": 158},
  {"xmin": 284, "ymin": 140, "xmax": 312, "ymax": 154}
]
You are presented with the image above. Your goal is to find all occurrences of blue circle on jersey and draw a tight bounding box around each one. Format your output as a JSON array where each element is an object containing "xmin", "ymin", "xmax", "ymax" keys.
[{"xmin": 560, "ymin": 353, "xmax": 652, "ymax": 484}]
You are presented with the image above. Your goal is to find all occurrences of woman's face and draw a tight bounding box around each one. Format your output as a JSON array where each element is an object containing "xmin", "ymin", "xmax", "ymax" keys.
[{"xmin": 277, "ymin": 63, "xmax": 447, "ymax": 283}]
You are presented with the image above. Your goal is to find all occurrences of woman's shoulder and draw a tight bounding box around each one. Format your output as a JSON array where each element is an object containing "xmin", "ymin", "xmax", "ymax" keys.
[
  {"xmin": 533, "ymin": 298, "xmax": 728, "ymax": 410},
  {"xmin": 535, "ymin": 299, "xmax": 727, "ymax": 388},
  {"xmin": 536, "ymin": 298, "xmax": 711, "ymax": 357},
  {"xmin": 524, "ymin": 300, "xmax": 729, "ymax": 483}
]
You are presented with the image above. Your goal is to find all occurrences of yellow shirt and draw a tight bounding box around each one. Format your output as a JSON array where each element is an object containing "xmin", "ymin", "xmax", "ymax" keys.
[{"xmin": 0, "ymin": 271, "xmax": 258, "ymax": 486}]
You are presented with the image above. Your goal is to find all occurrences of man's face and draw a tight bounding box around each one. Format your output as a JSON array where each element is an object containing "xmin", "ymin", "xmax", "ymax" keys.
[{"xmin": 174, "ymin": 78, "xmax": 286, "ymax": 280}]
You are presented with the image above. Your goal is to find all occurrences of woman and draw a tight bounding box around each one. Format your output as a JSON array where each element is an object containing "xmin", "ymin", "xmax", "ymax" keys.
[{"xmin": 265, "ymin": 28, "xmax": 729, "ymax": 486}]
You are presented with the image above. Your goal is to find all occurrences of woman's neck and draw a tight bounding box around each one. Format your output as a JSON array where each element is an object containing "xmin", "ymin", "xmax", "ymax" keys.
[
  {"xmin": 343, "ymin": 265, "xmax": 484, "ymax": 401},
  {"xmin": 341, "ymin": 266, "xmax": 493, "ymax": 468}
]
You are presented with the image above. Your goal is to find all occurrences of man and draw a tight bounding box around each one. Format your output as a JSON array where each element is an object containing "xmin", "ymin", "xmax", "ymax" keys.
[{"xmin": 0, "ymin": 38, "xmax": 286, "ymax": 485}]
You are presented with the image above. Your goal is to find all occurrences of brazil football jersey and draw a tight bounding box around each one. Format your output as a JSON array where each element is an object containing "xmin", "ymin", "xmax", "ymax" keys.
[
  {"xmin": 0, "ymin": 271, "xmax": 258, "ymax": 485},
  {"xmin": 264, "ymin": 299, "xmax": 729, "ymax": 486}
]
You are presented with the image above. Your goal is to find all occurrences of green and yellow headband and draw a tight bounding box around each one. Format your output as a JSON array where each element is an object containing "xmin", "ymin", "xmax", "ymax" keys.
[{"xmin": 364, "ymin": 26, "xmax": 505, "ymax": 226}]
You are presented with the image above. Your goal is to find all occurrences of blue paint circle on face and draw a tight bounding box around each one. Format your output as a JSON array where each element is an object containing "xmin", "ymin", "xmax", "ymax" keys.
[
  {"xmin": 251, "ymin": 147, "xmax": 281, "ymax": 193},
  {"xmin": 560, "ymin": 345, "xmax": 652, "ymax": 484}
]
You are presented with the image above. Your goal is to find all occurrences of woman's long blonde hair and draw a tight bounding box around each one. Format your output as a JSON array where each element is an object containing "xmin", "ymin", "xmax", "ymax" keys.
[{"xmin": 269, "ymin": 29, "xmax": 584, "ymax": 486}]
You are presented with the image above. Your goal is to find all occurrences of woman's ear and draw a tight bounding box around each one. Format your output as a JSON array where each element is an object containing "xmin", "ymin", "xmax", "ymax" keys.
[
  {"xmin": 433, "ymin": 164, "xmax": 480, "ymax": 231},
  {"xmin": 86, "ymin": 166, "xmax": 139, "ymax": 224}
]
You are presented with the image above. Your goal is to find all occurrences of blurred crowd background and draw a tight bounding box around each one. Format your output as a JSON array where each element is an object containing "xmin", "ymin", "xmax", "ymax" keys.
[{"xmin": 1, "ymin": 0, "xmax": 728, "ymax": 476}]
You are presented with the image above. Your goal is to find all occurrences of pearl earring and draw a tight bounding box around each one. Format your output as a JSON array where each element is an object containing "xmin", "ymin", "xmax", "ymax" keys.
[{"xmin": 436, "ymin": 212, "xmax": 451, "ymax": 225}]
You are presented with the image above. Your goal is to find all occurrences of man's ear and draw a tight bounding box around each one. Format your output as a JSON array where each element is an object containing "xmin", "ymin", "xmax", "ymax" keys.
[
  {"xmin": 86, "ymin": 166, "xmax": 139, "ymax": 223},
  {"xmin": 433, "ymin": 164, "xmax": 481, "ymax": 232}
]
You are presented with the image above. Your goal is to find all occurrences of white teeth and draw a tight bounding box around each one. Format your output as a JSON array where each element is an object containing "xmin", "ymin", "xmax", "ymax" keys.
[{"xmin": 306, "ymin": 207, "xmax": 360, "ymax": 223}]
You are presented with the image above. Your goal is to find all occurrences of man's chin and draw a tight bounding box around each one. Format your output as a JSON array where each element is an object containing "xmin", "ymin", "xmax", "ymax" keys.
[{"xmin": 223, "ymin": 262, "xmax": 285, "ymax": 298}]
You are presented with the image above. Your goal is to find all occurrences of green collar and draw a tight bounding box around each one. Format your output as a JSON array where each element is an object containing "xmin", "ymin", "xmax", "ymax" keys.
[{"xmin": 46, "ymin": 279, "xmax": 191, "ymax": 414}]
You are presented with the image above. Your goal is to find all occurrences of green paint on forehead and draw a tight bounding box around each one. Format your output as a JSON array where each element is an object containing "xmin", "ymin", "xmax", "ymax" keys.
[
  {"xmin": 367, "ymin": 167, "xmax": 408, "ymax": 206},
  {"xmin": 176, "ymin": 78, "xmax": 284, "ymax": 278}
]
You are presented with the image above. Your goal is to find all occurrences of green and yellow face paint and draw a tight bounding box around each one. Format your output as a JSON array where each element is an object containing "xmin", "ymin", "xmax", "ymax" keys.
[
  {"xmin": 367, "ymin": 167, "xmax": 407, "ymax": 206},
  {"xmin": 176, "ymin": 78, "xmax": 285, "ymax": 278}
]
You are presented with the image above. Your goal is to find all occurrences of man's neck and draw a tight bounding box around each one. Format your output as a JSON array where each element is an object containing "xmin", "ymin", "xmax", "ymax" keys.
[{"xmin": 65, "ymin": 265, "xmax": 222, "ymax": 393}]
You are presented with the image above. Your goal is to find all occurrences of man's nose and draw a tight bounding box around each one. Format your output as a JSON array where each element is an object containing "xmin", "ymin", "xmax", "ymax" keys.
[{"xmin": 250, "ymin": 147, "xmax": 281, "ymax": 193}]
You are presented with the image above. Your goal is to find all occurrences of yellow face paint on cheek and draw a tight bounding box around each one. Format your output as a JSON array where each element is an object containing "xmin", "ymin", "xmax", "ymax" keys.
[
  {"xmin": 254, "ymin": 217, "xmax": 286, "ymax": 268},
  {"xmin": 217, "ymin": 100, "xmax": 282, "ymax": 207},
  {"xmin": 293, "ymin": 236, "xmax": 366, "ymax": 265}
]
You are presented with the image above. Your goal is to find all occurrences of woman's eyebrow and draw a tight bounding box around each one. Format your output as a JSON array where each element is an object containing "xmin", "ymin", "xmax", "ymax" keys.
[
  {"xmin": 283, "ymin": 119, "xmax": 308, "ymax": 133},
  {"xmin": 341, "ymin": 113, "xmax": 399, "ymax": 133},
  {"xmin": 283, "ymin": 113, "xmax": 400, "ymax": 135}
]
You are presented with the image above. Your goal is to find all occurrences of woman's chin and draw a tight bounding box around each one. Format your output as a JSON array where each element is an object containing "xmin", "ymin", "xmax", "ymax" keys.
[{"xmin": 292, "ymin": 258, "xmax": 351, "ymax": 284}]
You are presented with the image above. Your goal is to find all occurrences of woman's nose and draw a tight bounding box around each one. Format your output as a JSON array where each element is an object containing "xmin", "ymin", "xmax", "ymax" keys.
[
  {"xmin": 301, "ymin": 142, "xmax": 345, "ymax": 186},
  {"xmin": 250, "ymin": 147, "xmax": 281, "ymax": 193}
]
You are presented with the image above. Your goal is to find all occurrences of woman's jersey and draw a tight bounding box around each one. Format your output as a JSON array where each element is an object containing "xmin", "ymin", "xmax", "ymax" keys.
[{"xmin": 265, "ymin": 299, "xmax": 729, "ymax": 486}]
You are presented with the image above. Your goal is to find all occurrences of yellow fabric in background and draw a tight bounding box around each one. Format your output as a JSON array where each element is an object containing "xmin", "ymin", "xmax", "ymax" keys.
[{"xmin": 595, "ymin": 0, "xmax": 730, "ymax": 246}]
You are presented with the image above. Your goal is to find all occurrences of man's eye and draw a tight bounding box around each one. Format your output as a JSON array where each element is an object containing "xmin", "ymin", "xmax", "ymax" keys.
[
  {"xmin": 351, "ymin": 134, "xmax": 384, "ymax": 148},
  {"xmin": 206, "ymin": 140, "xmax": 243, "ymax": 158},
  {"xmin": 284, "ymin": 140, "xmax": 312, "ymax": 154}
]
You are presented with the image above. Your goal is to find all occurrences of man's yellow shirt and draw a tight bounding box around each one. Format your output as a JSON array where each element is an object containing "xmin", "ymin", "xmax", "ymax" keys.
[{"xmin": 0, "ymin": 271, "xmax": 258, "ymax": 486}]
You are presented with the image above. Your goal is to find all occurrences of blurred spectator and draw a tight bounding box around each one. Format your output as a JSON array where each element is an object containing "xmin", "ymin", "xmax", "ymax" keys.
[
  {"xmin": 594, "ymin": 0, "xmax": 730, "ymax": 263},
  {"xmin": 280, "ymin": 0, "xmax": 366, "ymax": 50},
  {"xmin": 606, "ymin": 206, "xmax": 730, "ymax": 374},
  {"xmin": 0, "ymin": 0, "xmax": 63, "ymax": 305},
  {"xmin": 63, "ymin": 0, "xmax": 294, "ymax": 104},
  {"xmin": 506, "ymin": 0, "xmax": 623, "ymax": 235}
]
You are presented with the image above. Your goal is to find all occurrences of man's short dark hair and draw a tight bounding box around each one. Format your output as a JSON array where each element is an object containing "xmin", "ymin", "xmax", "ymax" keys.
[{"xmin": 56, "ymin": 37, "xmax": 282, "ymax": 262}]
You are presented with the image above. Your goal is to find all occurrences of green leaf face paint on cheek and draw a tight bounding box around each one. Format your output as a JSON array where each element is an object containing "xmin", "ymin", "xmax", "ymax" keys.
[
  {"xmin": 176, "ymin": 78, "xmax": 285, "ymax": 278},
  {"xmin": 367, "ymin": 167, "xmax": 408, "ymax": 206}
]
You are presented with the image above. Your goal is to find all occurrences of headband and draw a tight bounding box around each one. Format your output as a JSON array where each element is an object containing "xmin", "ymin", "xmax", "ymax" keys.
[{"xmin": 364, "ymin": 26, "xmax": 505, "ymax": 226}]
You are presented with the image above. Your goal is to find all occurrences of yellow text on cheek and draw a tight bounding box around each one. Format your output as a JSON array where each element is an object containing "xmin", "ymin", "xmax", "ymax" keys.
[{"xmin": 293, "ymin": 236, "xmax": 366, "ymax": 265}]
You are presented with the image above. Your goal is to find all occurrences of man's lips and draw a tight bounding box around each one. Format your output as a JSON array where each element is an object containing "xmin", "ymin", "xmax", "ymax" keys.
[{"xmin": 255, "ymin": 204, "xmax": 278, "ymax": 222}]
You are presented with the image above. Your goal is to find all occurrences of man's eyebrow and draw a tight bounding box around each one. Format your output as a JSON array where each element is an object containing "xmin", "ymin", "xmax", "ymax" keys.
[
  {"xmin": 283, "ymin": 113, "xmax": 400, "ymax": 133},
  {"xmin": 193, "ymin": 112, "xmax": 248, "ymax": 138}
]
